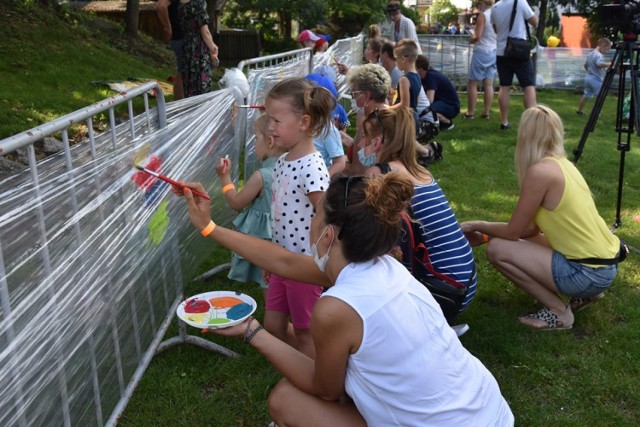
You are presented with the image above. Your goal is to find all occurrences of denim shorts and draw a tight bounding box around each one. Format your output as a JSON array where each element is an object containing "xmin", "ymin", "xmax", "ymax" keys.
[
  {"xmin": 552, "ymin": 251, "xmax": 617, "ymax": 297},
  {"xmin": 584, "ymin": 75, "xmax": 603, "ymax": 98},
  {"xmin": 469, "ymin": 49, "xmax": 497, "ymax": 81}
]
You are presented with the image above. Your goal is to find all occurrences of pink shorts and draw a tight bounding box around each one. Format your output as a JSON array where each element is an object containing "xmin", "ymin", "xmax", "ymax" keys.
[{"xmin": 266, "ymin": 273, "xmax": 323, "ymax": 329}]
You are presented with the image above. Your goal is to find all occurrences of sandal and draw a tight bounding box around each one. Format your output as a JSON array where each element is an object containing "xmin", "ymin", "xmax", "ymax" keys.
[
  {"xmin": 480, "ymin": 114, "xmax": 490, "ymax": 119},
  {"xmin": 569, "ymin": 293, "xmax": 604, "ymax": 312},
  {"xmin": 427, "ymin": 141, "xmax": 443, "ymax": 161},
  {"xmin": 461, "ymin": 113, "xmax": 474, "ymax": 119},
  {"xmin": 518, "ymin": 307, "xmax": 573, "ymax": 330}
]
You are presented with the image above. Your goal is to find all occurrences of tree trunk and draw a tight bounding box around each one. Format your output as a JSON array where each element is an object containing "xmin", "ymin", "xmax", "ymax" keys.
[
  {"xmin": 124, "ymin": 0, "xmax": 140, "ymax": 38},
  {"xmin": 536, "ymin": 0, "xmax": 548, "ymax": 47}
]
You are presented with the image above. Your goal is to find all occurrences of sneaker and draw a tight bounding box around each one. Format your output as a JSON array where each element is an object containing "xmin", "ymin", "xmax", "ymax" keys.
[
  {"xmin": 500, "ymin": 123, "xmax": 511, "ymax": 130},
  {"xmin": 440, "ymin": 121, "xmax": 455, "ymax": 131},
  {"xmin": 576, "ymin": 110, "xmax": 585, "ymax": 115},
  {"xmin": 452, "ymin": 323, "xmax": 470, "ymax": 337},
  {"xmin": 569, "ymin": 293, "xmax": 604, "ymax": 312}
]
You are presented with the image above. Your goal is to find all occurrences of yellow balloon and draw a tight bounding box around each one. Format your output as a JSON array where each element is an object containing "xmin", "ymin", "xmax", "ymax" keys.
[{"xmin": 547, "ymin": 36, "xmax": 560, "ymax": 47}]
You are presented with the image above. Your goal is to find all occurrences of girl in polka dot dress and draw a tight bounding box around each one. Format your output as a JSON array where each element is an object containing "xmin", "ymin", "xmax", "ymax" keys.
[{"xmin": 264, "ymin": 77, "xmax": 335, "ymax": 358}]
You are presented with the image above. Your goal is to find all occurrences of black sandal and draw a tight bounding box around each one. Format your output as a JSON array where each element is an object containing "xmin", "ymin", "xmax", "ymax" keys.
[{"xmin": 427, "ymin": 141, "xmax": 443, "ymax": 161}]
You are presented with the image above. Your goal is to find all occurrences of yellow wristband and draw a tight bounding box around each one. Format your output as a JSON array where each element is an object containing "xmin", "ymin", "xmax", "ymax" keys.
[
  {"xmin": 482, "ymin": 233, "xmax": 490, "ymax": 244},
  {"xmin": 200, "ymin": 220, "xmax": 216, "ymax": 237},
  {"xmin": 222, "ymin": 183, "xmax": 235, "ymax": 194}
]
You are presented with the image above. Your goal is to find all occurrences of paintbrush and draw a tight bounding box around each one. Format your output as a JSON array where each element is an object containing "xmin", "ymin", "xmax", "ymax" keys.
[{"xmin": 134, "ymin": 165, "xmax": 211, "ymax": 200}]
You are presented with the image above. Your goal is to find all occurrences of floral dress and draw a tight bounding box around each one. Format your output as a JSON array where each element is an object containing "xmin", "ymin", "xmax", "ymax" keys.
[{"xmin": 179, "ymin": 0, "xmax": 213, "ymax": 97}]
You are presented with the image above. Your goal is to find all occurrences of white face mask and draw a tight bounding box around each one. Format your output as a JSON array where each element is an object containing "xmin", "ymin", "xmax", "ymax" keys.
[
  {"xmin": 310, "ymin": 225, "xmax": 333, "ymax": 272},
  {"xmin": 351, "ymin": 96, "xmax": 365, "ymax": 116},
  {"xmin": 358, "ymin": 146, "xmax": 377, "ymax": 167}
]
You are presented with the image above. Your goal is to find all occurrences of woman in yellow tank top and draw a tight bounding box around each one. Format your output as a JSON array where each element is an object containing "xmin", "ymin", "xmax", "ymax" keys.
[{"xmin": 461, "ymin": 105, "xmax": 620, "ymax": 330}]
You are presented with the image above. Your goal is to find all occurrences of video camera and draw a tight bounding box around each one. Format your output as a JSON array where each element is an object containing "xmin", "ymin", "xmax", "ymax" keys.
[{"xmin": 600, "ymin": 0, "xmax": 640, "ymax": 35}]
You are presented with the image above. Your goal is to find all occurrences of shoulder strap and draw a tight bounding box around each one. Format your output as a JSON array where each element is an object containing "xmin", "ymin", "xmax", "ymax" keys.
[
  {"xmin": 509, "ymin": 0, "xmax": 518, "ymax": 31},
  {"xmin": 401, "ymin": 211, "xmax": 468, "ymax": 290},
  {"xmin": 375, "ymin": 162, "xmax": 392, "ymax": 174},
  {"xmin": 509, "ymin": 0, "xmax": 531, "ymax": 41}
]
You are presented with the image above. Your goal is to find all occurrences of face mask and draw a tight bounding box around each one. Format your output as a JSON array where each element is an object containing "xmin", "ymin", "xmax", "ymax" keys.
[
  {"xmin": 358, "ymin": 147, "xmax": 377, "ymax": 167},
  {"xmin": 351, "ymin": 97, "xmax": 365, "ymax": 116},
  {"xmin": 310, "ymin": 226, "xmax": 333, "ymax": 272}
]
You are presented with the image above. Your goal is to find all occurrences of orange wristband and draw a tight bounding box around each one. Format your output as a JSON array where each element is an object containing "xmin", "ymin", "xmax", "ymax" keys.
[
  {"xmin": 482, "ymin": 233, "xmax": 490, "ymax": 244},
  {"xmin": 200, "ymin": 220, "xmax": 216, "ymax": 237},
  {"xmin": 222, "ymin": 183, "xmax": 235, "ymax": 194}
]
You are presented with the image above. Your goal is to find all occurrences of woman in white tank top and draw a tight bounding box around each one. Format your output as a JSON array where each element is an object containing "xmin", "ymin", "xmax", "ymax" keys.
[{"xmin": 176, "ymin": 173, "xmax": 514, "ymax": 426}]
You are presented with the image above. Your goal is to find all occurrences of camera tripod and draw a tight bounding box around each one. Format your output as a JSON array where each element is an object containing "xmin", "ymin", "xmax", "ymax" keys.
[{"xmin": 573, "ymin": 37, "xmax": 640, "ymax": 229}]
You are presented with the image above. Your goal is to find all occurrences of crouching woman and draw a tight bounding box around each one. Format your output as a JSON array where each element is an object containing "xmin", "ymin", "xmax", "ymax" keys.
[
  {"xmin": 175, "ymin": 173, "xmax": 513, "ymax": 426},
  {"xmin": 461, "ymin": 105, "xmax": 621, "ymax": 330}
]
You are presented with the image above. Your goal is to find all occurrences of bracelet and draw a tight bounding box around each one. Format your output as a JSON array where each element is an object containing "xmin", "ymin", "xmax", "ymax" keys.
[
  {"xmin": 244, "ymin": 325, "xmax": 264, "ymax": 344},
  {"xmin": 482, "ymin": 233, "xmax": 490, "ymax": 244},
  {"xmin": 222, "ymin": 183, "xmax": 235, "ymax": 194},
  {"xmin": 200, "ymin": 220, "xmax": 216, "ymax": 237}
]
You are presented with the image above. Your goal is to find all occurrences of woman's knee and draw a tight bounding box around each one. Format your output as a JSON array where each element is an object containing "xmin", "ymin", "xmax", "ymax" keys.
[
  {"xmin": 485, "ymin": 238, "xmax": 510, "ymax": 265},
  {"xmin": 268, "ymin": 378, "xmax": 294, "ymax": 419}
]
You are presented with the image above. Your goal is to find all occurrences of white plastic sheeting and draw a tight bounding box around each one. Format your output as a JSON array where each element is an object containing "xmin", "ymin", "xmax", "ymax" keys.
[{"xmin": 0, "ymin": 87, "xmax": 242, "ymax": 426}]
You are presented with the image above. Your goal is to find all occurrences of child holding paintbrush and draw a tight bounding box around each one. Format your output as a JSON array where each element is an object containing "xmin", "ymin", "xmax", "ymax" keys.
[{"xmin": 216, "ymin": 114, "xmax": 284, "ymax": 300}]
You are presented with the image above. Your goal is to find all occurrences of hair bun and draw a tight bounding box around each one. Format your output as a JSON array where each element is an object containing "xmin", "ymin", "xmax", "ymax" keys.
[{"xmin": 364, "ymin": 172, "xmax": 414, "ymax": 224}]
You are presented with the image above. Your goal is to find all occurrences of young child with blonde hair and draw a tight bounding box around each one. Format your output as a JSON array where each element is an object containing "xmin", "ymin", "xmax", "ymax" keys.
[{"xmin": 216, "ymin": 114, "xmax": 285, "ymax": 300}]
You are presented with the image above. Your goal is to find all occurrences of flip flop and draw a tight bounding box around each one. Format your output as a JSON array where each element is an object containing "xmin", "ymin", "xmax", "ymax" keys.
[
  {"xmin": 518, "ymin": 307, "xmax": 573, "ymax": 330},
  {"xmin": 569, "ymin": 293, "xmax": 604, "ymax": 312}
]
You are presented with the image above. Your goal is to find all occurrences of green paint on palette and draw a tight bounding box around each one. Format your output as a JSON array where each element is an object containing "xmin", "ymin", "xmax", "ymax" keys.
[{"xmin": 208, "ymin": 318, "xmax": 231, "ymax": 325}]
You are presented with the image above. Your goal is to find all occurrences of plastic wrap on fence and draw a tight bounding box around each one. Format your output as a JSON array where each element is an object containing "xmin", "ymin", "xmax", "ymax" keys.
[
  {"xmin": 313, "ymin": 34, "xmax": 364, "ymax": 97},
  {"xmin": 535, "ymin": 46, "xmax": 613, "ymax": 89},
  {"xmin": 0, "ymin": 88, "xmax": 240, "ymax": 426},
  {"xmin": 419, "ymin": 35, "xmax": 472, "ymax": 88}
]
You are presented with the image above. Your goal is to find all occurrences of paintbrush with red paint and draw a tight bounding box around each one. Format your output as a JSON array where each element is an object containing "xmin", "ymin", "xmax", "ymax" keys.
[{"xmin": 134, "ymin": 165, "xmax": 211, "ymax": 200}]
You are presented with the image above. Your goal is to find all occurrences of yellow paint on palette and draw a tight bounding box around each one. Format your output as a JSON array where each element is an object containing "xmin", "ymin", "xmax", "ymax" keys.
[{"xmin": 185, "ymin": 313, "xmax": 208, "ymax": 323}]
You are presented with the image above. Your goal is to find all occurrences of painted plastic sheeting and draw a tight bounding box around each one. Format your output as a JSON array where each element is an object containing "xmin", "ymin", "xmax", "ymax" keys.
[{"xmin": 0, "ymin": 88, "xmax": 240, "ymax": 426}]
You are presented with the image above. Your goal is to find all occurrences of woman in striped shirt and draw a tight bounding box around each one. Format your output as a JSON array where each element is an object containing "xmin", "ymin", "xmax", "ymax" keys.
[{"xmin": 359, "ymin": 106, "xmax": 477, "ymax": 321}]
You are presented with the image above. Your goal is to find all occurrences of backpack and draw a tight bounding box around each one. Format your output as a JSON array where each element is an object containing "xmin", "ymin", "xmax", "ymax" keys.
[
  {"xmin": 415, "ymin": 107, "xmax": 440, "ymax": 144},
  {"xmin": 398, "ymin": 210, "xmax": 471, "ymax": 324},
  {"xmin": 376, "ymin": 162, "xmax": 471, "ymax": 324}
]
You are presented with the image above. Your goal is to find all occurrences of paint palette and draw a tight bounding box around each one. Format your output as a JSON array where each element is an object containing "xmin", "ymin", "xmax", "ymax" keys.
[{"xmin": 176, "ymin": 291, "xmax": 257, "ymax": 329}]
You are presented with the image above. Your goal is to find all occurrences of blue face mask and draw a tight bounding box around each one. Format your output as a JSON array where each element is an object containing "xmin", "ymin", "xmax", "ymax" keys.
[{"xmin": 358, "ymin": 147, "xmax": 377, "ymax": 167}]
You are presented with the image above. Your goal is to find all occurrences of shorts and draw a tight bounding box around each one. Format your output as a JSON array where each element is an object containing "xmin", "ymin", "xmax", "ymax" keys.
[
  {"xmin": 170, "ymin": 39, "xmax": 184, "ymax": 72},
  {"xmin": 551, "ymin": 251, "xmax": 617, "ymax": 298},
  {"xmin": 496, "ymin": 55, "xmax": 535, "ymax": 88},
  {"xmin": 266, "ymin": 273, "xmax": 323, "ymax": 329},
  {"xmin": 431, "ymin": 100, "xmax": 460, "ymax": 120},
  {"xmin": 469, "ymin": 49, "xmax": 497, "ymax": 81},
  {"xmin": 584, "ymin": 75, "xmax": 603, "ymax": 99}
]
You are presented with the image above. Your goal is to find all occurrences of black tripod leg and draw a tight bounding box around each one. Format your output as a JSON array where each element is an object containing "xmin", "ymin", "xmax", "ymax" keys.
[
  {"xmin": 573, "ymin": 47, "xmax": 621, "ymax": 163},
  {"xmin": 613, "ymin": 44, "xmax": 637, "ymax": 229}
]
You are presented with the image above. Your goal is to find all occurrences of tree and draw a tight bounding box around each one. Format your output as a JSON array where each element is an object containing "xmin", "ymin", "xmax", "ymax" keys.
[
  {"xmin": 428, "ymin": 0, "xmax": 460, "ymax": 26},
  {"xmin": 124, "ymin": 0, "xmax": 139, "ymax": 38}
]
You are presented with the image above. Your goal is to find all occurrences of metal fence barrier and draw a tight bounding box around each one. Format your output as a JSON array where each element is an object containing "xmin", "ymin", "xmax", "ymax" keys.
[{"xmin": 0, "ymin": 82, "xmax": 244, "ymax": 426}]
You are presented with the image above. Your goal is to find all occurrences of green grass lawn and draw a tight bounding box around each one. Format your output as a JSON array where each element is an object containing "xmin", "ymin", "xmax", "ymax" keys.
[
  {"xmin": 121, "ymin": 91, "xmax": 640, "ymax": 426},
  {"xmin": 3, "ymin": 3, "xmax": 639, "ymax": 425}
]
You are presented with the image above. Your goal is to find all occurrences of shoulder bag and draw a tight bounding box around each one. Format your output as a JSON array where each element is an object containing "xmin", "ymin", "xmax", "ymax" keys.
[{"xmin": 503, "ymin": 0, "xmax": 531, "ymax": 61}]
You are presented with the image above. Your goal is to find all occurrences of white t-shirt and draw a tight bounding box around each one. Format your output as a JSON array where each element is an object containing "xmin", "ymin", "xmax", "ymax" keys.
[
  {"xmin": 322, "ymin": 256, "xmax": 514, "ymax": 427},
  {"xmin": 585, "ymin": 49, "xmax": 606, "ymax": 80},
  {"xmin": 491, "ymin": 0, "xmax": 535, "ymax": 56},
  {"xmin": 271, "ymin": 152, "xmax": 329, "ymax": 254}
]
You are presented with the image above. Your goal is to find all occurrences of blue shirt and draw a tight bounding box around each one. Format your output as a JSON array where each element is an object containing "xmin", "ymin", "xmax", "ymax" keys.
[
  {"xmin": 423, "ymin": 68, "xmax": 460, "ymax": 109},
  {"xmin": 412, "ymin": 181, "xmax": 477, "ymax": 311},
  {"xmin": 313, "ymin": 125, "xmax": 344, "ymax": 168}
]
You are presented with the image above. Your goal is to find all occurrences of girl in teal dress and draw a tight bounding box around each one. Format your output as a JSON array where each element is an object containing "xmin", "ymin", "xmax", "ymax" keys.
[{"xmin": 216, "ymin": 114, "xmax": 285, "ymax": 300}]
